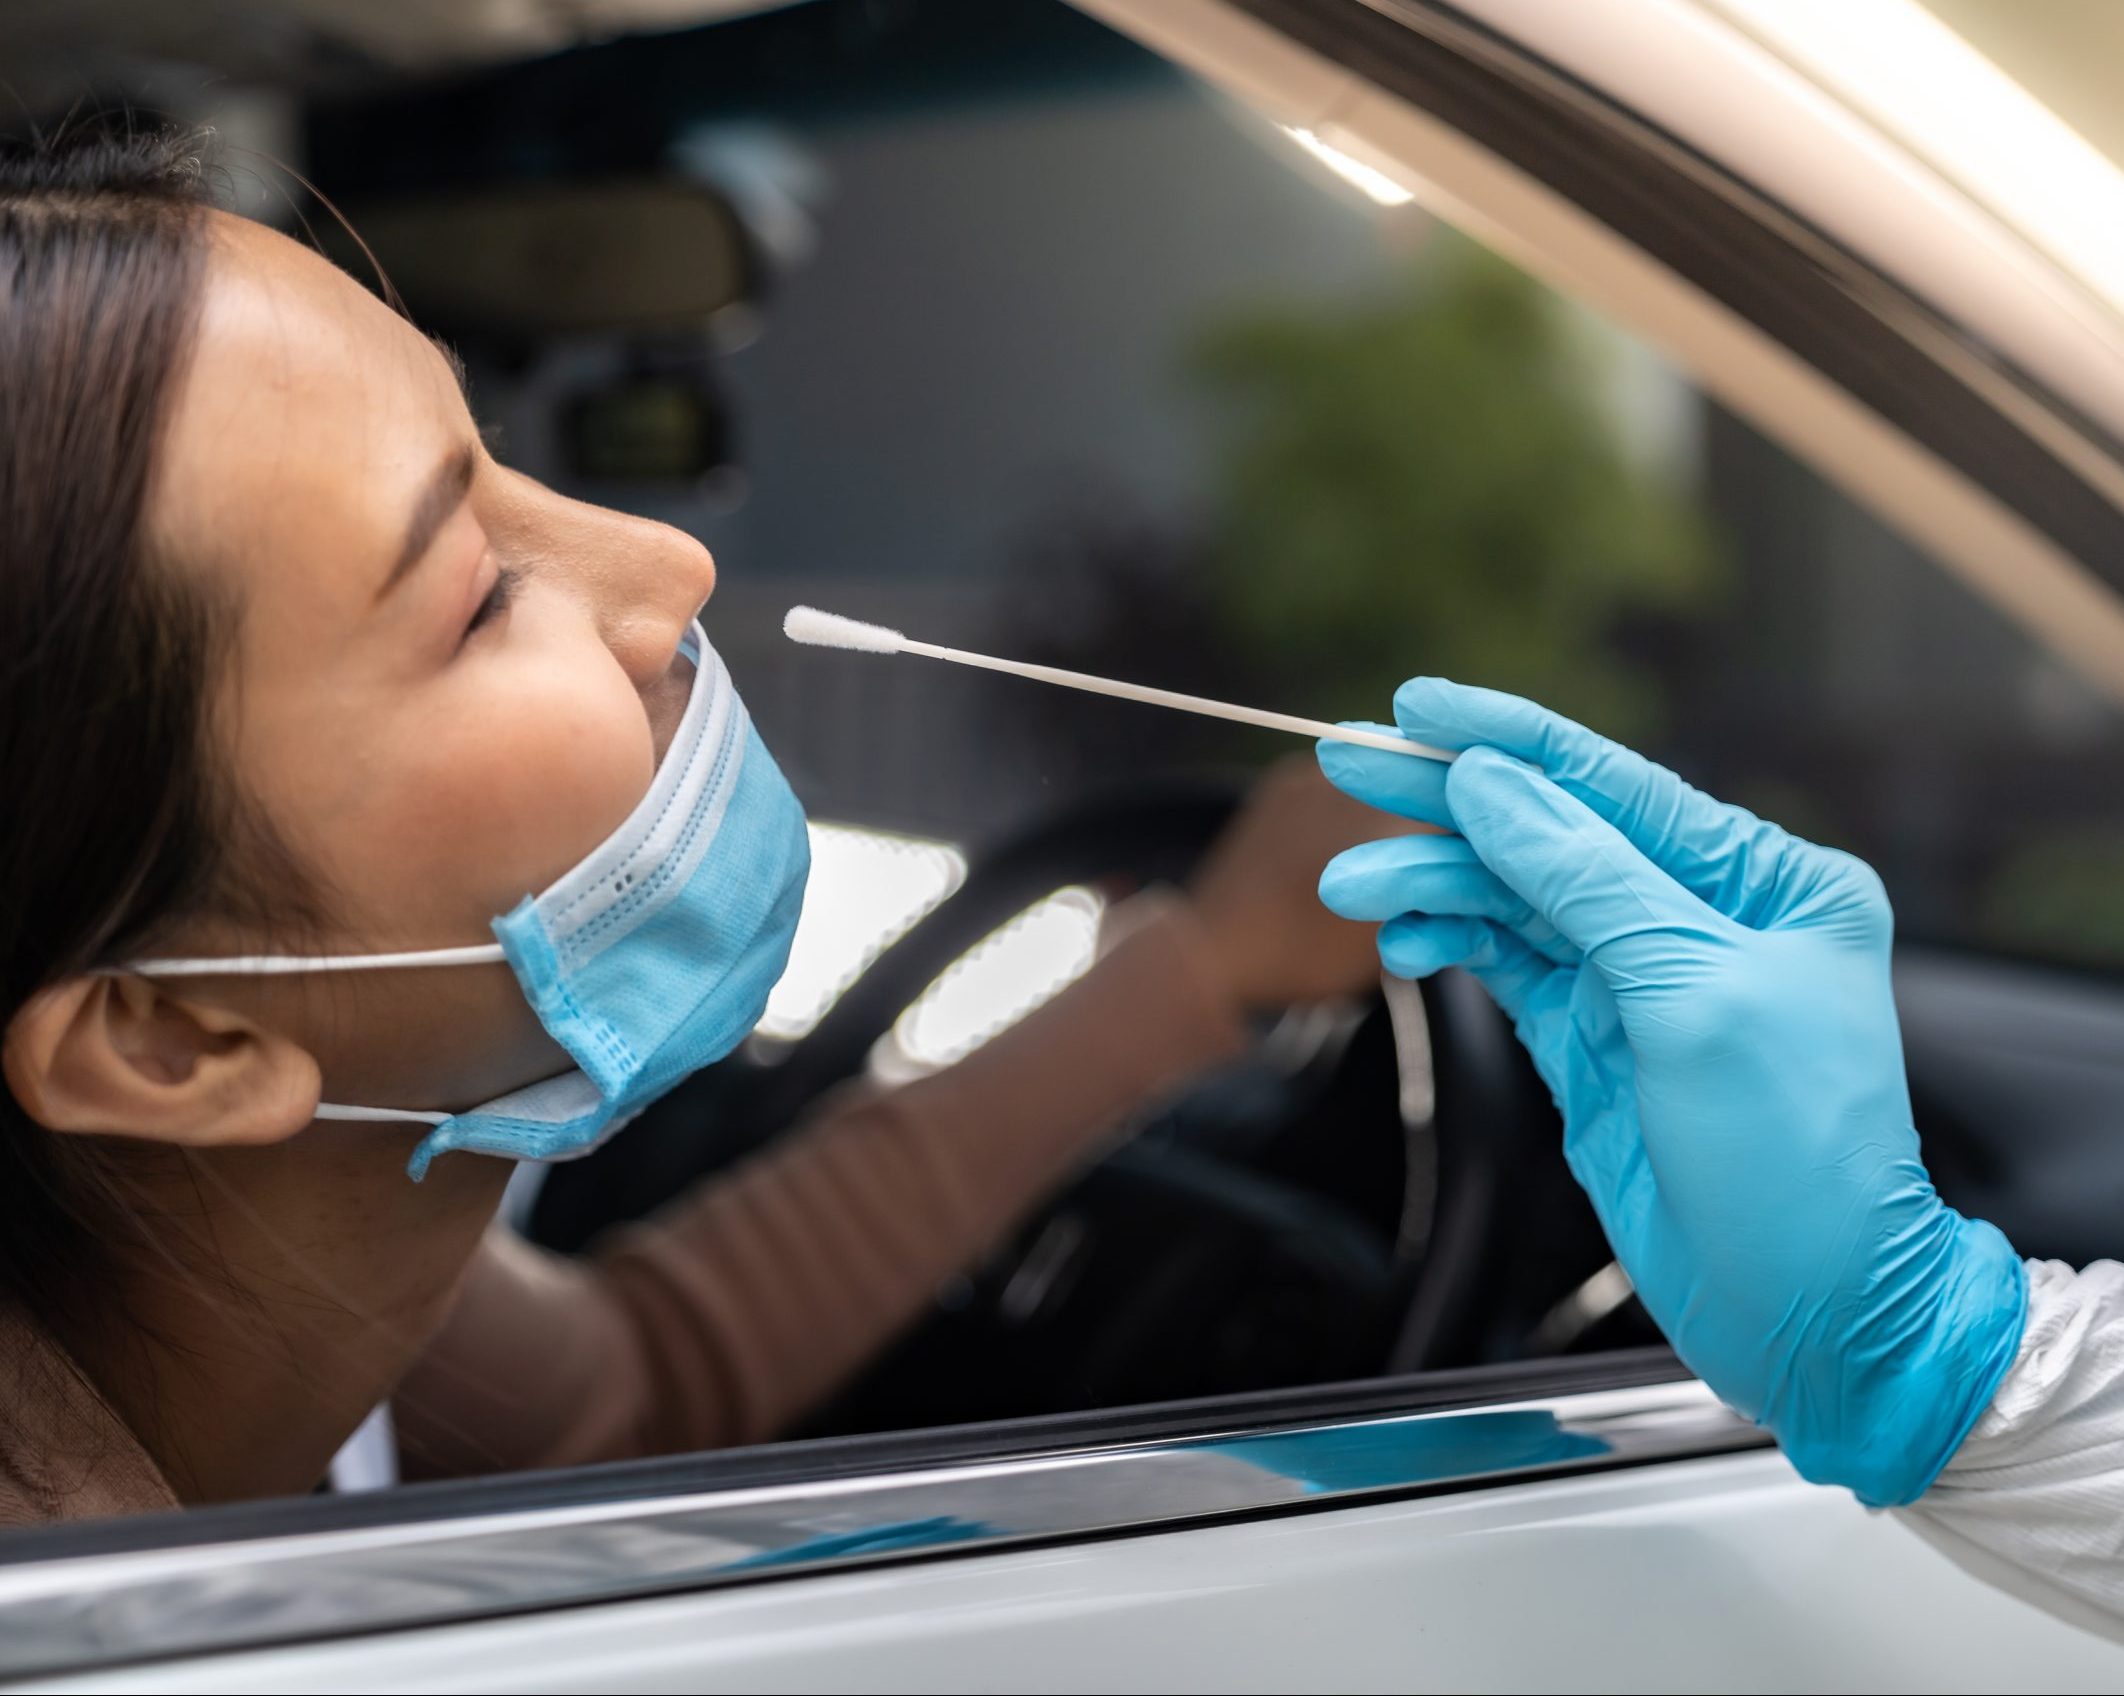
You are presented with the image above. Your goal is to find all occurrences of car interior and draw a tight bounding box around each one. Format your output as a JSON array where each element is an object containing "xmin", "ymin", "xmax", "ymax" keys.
[{"xmin": 12, "ymin": 0, "xmax": 2124, "ymax": 1489}]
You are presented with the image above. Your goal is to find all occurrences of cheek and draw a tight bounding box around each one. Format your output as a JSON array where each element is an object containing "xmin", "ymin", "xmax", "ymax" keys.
[{"xmin": 365, "ymin": 659, "xmax": 656, "ymax": 932}]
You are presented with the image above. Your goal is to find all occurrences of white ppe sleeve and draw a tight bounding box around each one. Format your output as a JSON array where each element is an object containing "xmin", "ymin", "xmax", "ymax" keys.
[{"xmin": 1901, "ymin": 1258, "xmax": 2124, "ymax": 1624}]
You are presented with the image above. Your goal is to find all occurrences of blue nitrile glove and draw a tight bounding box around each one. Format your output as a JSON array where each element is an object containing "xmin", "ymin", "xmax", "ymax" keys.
[{"xmin": 1315, "ymin": 679, "xmax": 2027, "ymax": 1507}]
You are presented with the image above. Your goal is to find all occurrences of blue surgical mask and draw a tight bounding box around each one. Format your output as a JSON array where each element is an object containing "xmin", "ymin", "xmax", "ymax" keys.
[{"xmin": 129, "ymin": 623, "xmax": 810, "ymax": 1180}]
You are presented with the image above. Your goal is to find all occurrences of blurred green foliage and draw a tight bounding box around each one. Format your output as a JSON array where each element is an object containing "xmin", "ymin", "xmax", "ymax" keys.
[
  {"xmin": 1191, "ymin": 234, "xmax": 1722, "ymax": 738},
  {"xmin": 1982, "ymin": 830, "xmax": 2124, "ymax": 967}
]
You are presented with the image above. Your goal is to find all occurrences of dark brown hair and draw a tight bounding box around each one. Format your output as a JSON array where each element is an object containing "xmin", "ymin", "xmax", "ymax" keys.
[{"xmin": 0, "ymin": 118, "xmax": 237, "ymax": 1357}]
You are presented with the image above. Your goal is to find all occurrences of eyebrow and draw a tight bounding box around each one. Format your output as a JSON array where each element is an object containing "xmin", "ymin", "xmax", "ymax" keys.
[
  {"xmin": 377, "ymin": 442, "xmax": 477, "ymax": 601},
  {"xmin": 428, "ymin": 334, "xmax": 472, "ymax": 405}
]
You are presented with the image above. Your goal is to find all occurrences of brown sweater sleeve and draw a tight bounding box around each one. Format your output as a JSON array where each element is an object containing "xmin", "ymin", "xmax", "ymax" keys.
[{"xmin": 392, "ymin": 896, "xmax": 1247, "ymax": 1479}]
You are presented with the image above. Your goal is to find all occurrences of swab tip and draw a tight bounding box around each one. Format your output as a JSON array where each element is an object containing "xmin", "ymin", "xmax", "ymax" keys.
[{"xmin": 782, "ymin": 605, "xmax": 907, "ymax": 654}]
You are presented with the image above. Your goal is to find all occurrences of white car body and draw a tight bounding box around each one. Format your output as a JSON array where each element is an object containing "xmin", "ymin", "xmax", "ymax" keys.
[{"xmin": 28, "ymin": 1434, "xmax": 2124, "ymax": 1693}]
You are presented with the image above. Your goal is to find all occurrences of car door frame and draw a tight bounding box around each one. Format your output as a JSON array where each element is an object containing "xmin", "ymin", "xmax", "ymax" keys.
[{"xmin": 0, "ymin": 1353, "xmax": 1762, "ymax": 1681}]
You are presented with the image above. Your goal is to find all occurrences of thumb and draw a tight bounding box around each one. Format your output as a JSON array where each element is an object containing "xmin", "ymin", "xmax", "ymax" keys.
[{"xmin": 1445, "ymin": 746, "xmax": 1725, "ymax": 978}]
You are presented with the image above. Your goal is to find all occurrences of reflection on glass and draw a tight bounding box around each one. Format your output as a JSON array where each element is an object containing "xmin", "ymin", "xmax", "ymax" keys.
[
  {"xmin": 759, "ymin": 822, "xmax": 968, "ymax": 1041},
  {"xmin": 878, "ymin": 886, "xmax": 1107, "ymax": 1079},
  {"xmin": 1277, "ymin": 125, "xmax": 1416, "ymax": 207}
]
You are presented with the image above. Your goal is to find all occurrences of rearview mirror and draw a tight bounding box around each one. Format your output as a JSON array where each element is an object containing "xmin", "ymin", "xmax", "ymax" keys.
[{"xmin": 322, "ymin": 178, "xmax": 758, "ymax": 338}]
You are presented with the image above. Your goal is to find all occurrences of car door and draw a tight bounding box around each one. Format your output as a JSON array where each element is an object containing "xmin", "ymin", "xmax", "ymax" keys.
[
  {"xmin": 7, "ymin": 1365, "xmax": 2123, "ymax": 1693},
  {"xmin": 14, "ymin": 0, "xmax": 2124, "ymax": 1688}
]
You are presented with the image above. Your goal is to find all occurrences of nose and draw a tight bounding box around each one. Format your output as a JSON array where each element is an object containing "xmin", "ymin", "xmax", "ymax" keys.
[
  {"xmin": 599, "ymin": 513, "xmax": 719, "ymax": 691},
  {"xmin": 506, "ymin": 471, "xmax": 720, "ymax": 687}
]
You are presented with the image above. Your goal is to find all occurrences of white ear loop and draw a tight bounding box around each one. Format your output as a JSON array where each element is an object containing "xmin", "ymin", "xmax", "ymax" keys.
[
  {"xmin": 121, "ymin": 943, "xmax": 507, "ymax": 977},
  {"xmin": 313, "ymin": 1103, "xmax": 449, "ymax": 1125},
  {"xmin": 115, "ymin": 944, "xmax": 508, "ymax": 1128}
]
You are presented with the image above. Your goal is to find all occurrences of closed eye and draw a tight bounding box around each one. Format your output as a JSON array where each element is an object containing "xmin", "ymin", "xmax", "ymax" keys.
[{"xmin": 464, "ymin": 565, "xmax": 519, "ymax": 644}]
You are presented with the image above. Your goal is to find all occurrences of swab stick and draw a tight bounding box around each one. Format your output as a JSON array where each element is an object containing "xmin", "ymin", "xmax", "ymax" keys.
[{"xmin": 782, "ymin": 606, "xmax": 1451, "ymax": 762}]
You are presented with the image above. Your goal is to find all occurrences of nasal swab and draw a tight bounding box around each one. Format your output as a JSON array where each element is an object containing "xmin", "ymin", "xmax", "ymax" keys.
[{"xmin": 782, "ymin": 606, "xmax": 1451, "ymax": 762}]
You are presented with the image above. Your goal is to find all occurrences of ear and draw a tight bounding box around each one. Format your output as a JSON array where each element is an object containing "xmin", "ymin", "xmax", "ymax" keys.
[{"xmin": 3, "ymin": 975, "xmax": 321, "ymax": 1146}]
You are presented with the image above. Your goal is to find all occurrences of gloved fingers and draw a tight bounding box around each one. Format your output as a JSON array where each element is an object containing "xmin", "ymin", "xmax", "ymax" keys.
[
  {"xmin": 1444, "ymin": 745, "xmax": 1729, "ymax": 977},
  {"xmin": 1774, "ymin": 844, "xmax": 1897, "ymax": 948},
  {"xmin": 1376, "ymin": 912, "xmax": 1560, "ymax": 1026},
  {"xmin": 1316, "ymin": 730, "xmax": 1452, "ymax": 830},
  {"xmin": 1564, "ymin": 1107, "xmax": 1662, "ymax": 1264},
  {"xmin": 1392, "ymin": 678, "xmax": 1812, "ymax": 930},
  {"xmin": 1544, "ymin": 975, "xmax": 1655, "ymax": 1232},
  {"xmin": 1378, "ymin": 907, "xmax": 1662, "ymax": 1254},
  {"xmin": 1320, "ymin": 835, "xmax": 1575, "ymax": 961}
]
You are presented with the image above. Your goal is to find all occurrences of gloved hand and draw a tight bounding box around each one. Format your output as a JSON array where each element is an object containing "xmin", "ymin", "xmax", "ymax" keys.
[{"xmin": 1315, "ymin": 679, "xmax": 2027, "ymax": 1507}]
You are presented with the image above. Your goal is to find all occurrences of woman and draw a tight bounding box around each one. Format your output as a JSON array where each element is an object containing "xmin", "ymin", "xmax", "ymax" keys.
[{"xmin": 0, "ymin": 123, "xmax": 1394, "ymax": 1520}]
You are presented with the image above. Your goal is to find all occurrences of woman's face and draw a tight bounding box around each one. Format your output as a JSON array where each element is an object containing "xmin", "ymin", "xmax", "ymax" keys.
[{"xmin": 148, "ymin": 213, "xmax": 720, "ymax": 1113}]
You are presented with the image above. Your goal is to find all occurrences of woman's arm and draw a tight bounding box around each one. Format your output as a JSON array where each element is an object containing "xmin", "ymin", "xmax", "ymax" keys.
[{"xmin": 391, "ymin": 894, "xmax": 1249, "ymax": 1475}]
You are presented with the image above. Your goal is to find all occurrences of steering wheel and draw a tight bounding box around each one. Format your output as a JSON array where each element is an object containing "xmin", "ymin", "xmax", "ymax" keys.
[{"xmin": 528, "ymin": 782, "xmax": 1625, "ymax": 1427}]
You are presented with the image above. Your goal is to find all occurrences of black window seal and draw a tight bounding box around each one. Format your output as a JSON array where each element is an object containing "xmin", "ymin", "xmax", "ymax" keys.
[{"xmin": 0, "ymin": 1345, "xmax": 1686, "ymax": 1567}]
